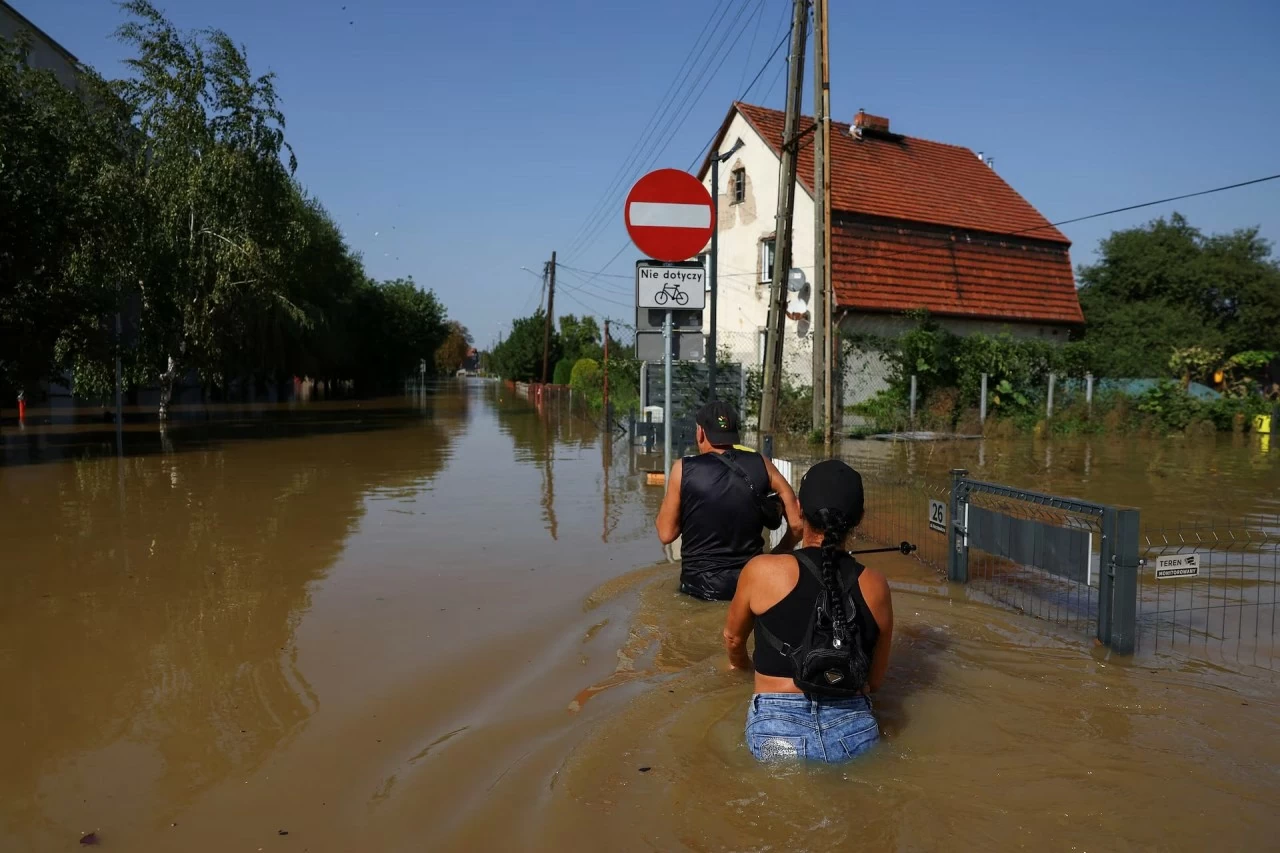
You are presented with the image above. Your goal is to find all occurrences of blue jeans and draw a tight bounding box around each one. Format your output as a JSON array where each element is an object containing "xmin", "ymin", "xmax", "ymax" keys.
[{"xmin": 745, "ymin": 693, "xmax": 879, "ymax": 763}]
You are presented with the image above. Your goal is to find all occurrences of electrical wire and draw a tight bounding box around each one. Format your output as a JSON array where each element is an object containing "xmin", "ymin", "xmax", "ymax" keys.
[
  {"xmin": 565, "ymin": 21, "xmax": 797, "ymax": 293},
  {"xmin": 563, "ymin": 0, "xmax": 744, "ymax": 260},
  {"xmin": 555, "ymin": 261, "xmax": 633, "ymax": 280},
  {"xmin": 566, "ymin": 0, "xmax": 761, "ymax": 263},
  {"xmin": 736, "ymin": 0, "xmax": 767, "ymax": 94},
  {"xmin": 835, "ymin": 172, "xmax": 1280, "ymax": 269},
  {"xmin": 686, "ymin": 22, "xmax": 794, "ymax": 172}
]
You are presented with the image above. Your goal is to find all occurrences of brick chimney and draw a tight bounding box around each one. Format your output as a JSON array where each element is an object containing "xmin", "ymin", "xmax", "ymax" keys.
[{"xmin": 853, "ymin": 110, "xmax": 890, "ymax": 134}]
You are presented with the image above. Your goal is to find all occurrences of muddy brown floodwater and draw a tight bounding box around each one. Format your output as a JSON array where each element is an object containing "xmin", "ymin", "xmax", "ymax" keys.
[{"xmin": 1, "ymin": 382, "xmax": 1277, "ymax": 851}]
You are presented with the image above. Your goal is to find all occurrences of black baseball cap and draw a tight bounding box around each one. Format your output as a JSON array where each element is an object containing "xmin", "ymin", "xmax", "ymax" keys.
[
  {"xmin": 695, "ymin": 401, "xmax": 741, "ymax": 446},
  {"xmin": 799, "ymin": 460, "xmax": 865, "ymax": 522}
]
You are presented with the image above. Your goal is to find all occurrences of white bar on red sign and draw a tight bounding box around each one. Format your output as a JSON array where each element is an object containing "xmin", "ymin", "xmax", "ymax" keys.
[{"xmin": 628, "ymin": 202, "xmax": 711, "ymax": 229}]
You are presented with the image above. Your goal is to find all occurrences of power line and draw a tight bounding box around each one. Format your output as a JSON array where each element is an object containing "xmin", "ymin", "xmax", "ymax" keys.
[
  {"xmin": 687, "ymin": 22, "xmax": 793, "ymax": 172},
  {"xmin": 1042, "ymin": 173, "xmax": 1280, "ymax": 230},
  {"xmin": 556, "ymin": 278, "xmax": 634, "ymax": 309},
  {"xmin": 557, "ymin": 13, "xmax": 796, "ymax": 296},
  {"xmin": 736, "ymin": 0, "xmax": 767, "ymax": 94},
  {"xmin": 563, "ymin": 0, "xmax": 743, "ymax": 260},
  {"xmin": 558, "ymin": 266, "xmax": 633, "ymax": 298},
  {"xmin": 567, "ymin": 20, "xmax": 796, "ymax": 290},
  {"xmin": 834, "ymin": 172, "xmax": 1280, "ymax": 269},
  {"xmin": 555, "ymin": 261, "xmax": 632, "ymax": 280},
  {"xmin": 566, "ymin": 0, "xmax": 762, "ymax": 263}
]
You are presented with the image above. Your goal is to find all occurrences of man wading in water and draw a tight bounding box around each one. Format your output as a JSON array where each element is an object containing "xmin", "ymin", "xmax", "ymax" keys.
[
  {"xmin": 723, "ymin": 460, "xmax": 894, "ymax": 762},
  {"xmin": 655, "ymin": 402, "xmax": 803, "ymax": 601}
]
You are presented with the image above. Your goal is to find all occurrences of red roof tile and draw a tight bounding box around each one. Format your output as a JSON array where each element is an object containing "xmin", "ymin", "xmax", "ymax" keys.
[
  {"xmin": 831, "ymin": 219, "xmax": 1084, "ymax": 325},
  {"xmin": 711, "ymin": 102, "xmax": 1069, "ymax": 244}
]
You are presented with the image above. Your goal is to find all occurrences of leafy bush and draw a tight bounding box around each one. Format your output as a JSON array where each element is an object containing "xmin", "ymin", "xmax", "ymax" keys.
[
  {"xmin": 552, "ymin": 358, "xmax": 573, "ymax": 386},
  {"xmin": 1135, "ymin": 380, "xmax": 1204, "ymax": 432}
]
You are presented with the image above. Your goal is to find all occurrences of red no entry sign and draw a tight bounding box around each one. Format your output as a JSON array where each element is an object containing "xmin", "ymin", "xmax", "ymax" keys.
[{"xmin": 624, "ymin": 169, "xmax": 715, "ymax": 263}]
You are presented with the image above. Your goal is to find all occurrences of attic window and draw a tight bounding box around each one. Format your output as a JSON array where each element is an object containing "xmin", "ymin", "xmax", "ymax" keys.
[{"xmin": 731, "ymin": 167, "xmax": 746, "ymax": 204}]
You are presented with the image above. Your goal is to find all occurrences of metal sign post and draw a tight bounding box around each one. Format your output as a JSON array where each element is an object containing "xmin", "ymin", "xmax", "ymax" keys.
[{"xmin": 663, "ymin": 309, "xmax": 673, "ymax": 482}]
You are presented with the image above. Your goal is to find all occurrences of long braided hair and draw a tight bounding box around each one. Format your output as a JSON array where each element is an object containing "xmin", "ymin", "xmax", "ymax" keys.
[{"xmin": 813, "ymin": 505, "xmax": 861, "ymax": 645}]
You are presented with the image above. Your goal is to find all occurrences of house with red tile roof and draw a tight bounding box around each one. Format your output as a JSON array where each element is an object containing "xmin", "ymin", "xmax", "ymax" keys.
[{"xmin": 697, "ymin": 102, "xmax": 1082, "ymax": 402}]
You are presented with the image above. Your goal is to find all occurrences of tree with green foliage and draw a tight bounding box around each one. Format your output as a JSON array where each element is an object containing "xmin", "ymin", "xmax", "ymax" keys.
[
  {"xmin": 491, "ymin": 311, "xmax": 560, "ymax": 383},
  {"xmin": 1076, "ymin": 214, "xmax": 1280, "ymax": 378},
  {"xmin": 114, "ymin": 0, "xmax": 306, "ymax": 414},
  {"xmin": 2, "ymin": 2, "xmax": 458, "ymax": 415},
  {"xmin": 558, "ymin": 314, "xmax": 602, "ymax": 364},
  {"xmin": 552, "ymin": 358, "xmax": 574, "ymax": 386},
  {"xmin": 0, "ymin": 33, "xmax": 138, "ymax": 402}
]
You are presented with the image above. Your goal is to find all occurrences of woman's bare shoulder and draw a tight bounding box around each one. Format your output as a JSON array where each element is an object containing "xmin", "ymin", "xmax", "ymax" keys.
[{"xmin": 858, "ymin": 565, "xmax": 893, "ymax": 602}]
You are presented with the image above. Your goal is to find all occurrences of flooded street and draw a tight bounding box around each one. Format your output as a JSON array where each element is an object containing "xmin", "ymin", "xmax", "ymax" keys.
[{"xmin": 2, "ymin": 382, "xmax": 1277, "ymax": 851}]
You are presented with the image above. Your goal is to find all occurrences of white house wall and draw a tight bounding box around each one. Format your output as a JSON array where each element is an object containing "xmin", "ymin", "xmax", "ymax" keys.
[
  {"xmin": 702, "ymin": 113, "xmax": 814, "ymax": 385},
  {"xmin": 702, "ymin": 109, "xmax": 1073, "ymax": 414}
]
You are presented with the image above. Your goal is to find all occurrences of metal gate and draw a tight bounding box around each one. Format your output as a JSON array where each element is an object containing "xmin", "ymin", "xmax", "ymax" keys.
[{"xmin": 947, "ymin": 469, "xmax": 1140, "ymax": 654}]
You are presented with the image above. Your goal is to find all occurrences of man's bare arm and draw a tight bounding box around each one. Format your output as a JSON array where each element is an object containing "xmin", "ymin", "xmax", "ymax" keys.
[{"xmin": 655, "ymin": 458, "xmax": 683, "ymax": 545}]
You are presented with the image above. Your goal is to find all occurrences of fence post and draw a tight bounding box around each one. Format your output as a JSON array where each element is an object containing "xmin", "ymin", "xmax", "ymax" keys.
[
  {"xmin": 1110, "ymin": 508, "xmax": 1140, "ymax": 654},
  {"xmin": 1086, "ymin": 372, "xmax": 1094, "ymax": 413},
  {"xmin": 948, "ymin": 468, "xmax": 969, "ymax": 583},
  {"xmin": 909, "ymin": 375, "xmax": 918, "ymax": 425},
  {"xmin": 1098, "ymin": 506, "xmax": 1117, "ymax": 647},
  {"xmin": 979, "ymin": 373, "xmax": 988, "ymax": 424},
  {"xmin": 1046, "ymin": 373, "xmax": 1055, "ymax": 419}
]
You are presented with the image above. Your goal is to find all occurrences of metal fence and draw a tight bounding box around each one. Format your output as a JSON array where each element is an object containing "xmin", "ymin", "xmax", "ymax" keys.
[
  {"xmin": 777, "ymin": 453, "xmax": 954, "ymax": 576},
  {"xmin": 946, "ymin": 472, "xmax": 1139, "ymax": 653},
  {"xmin": 1137, "ymin": 517, "xmax": 1279, "ymax": 670}
]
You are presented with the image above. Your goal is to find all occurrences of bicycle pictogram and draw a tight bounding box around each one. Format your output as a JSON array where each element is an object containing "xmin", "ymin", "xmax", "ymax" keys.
[{"xmin": 653, "ymin": 281, "xmax": 689, "ymax": 306}]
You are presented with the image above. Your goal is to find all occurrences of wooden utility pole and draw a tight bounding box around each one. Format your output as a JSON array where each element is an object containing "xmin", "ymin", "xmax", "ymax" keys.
[
  {"xmin": 811, "ymin": 0, "xmax": 830, "ymax": 440},
  {"xmin": 540, "ymin": 250, "xmax": 556, "ymax": 384},
  {"xmin": 603, "ymin": 318, "xmax": 610, "ymax": 418},
  {"xmin": 816, "ymin": 0, "xmax": 835, "ymax": 448},
  {"xmin": 759, "ymin": 0, "xmax": 810, "ymax": 437}
]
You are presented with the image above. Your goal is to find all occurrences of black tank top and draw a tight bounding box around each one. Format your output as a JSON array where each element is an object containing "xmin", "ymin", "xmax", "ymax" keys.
[
  {"xmin": 752, "ymin": 548, "xmax": 880, "ymax": 677},
  {"xmin": 679, "ymin": 450, "xmax": 767, "ymax": 588}
]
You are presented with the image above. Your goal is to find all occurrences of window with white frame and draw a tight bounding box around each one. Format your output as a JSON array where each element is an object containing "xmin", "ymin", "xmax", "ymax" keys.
[{"xmin": 759, "ymin": 238, "xmax": 776, "ymax": 284}]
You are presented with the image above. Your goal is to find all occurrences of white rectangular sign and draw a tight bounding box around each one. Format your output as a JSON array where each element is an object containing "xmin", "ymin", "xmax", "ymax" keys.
[
  {"xmin": 1155, "ymin": 553, "xmax": 1204, "ymax": 579},
  {"xmin": 928, "ymin": 499, "xmax": 947, "ymax": 534},
  {"xmin": 636, "ymin": 264, "xmax": 706, "ymax": 309}
]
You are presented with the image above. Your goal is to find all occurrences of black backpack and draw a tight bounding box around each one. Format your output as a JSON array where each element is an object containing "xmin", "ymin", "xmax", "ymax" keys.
[{"xmin": 755, "ymin": 552, "xmax": 872, "ymax": 697}]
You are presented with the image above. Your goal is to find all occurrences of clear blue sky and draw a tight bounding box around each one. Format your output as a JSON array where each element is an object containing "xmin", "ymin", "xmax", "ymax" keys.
[{"xmin": 28, "ymin": 0, "xmax": 1280, "ymax": 346}]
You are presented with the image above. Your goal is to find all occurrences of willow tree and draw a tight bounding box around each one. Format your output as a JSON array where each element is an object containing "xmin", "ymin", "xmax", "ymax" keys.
[{"xmin": 115, "ymin": 0, "xmax": 302, "ymax": 415}]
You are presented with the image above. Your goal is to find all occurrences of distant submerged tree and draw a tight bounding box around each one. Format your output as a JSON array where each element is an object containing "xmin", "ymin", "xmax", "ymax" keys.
[
  {"xmin": 435, "ymin": 321, "xmax": 473, "ymax": 375},
  {"xmin": 1077, "ymin": 214, "xmax": 1280, "ymax": 378}
]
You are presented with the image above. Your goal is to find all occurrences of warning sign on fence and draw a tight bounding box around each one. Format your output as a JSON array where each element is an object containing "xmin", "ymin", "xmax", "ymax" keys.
[{"xmin": 1155, "ymin": 553, "xmax": 1204, "ymax": 579}]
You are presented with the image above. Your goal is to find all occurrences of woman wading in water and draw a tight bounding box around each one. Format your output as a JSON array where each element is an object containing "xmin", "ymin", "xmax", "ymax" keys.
[{"xmin": 723, "ymin": 460, "xmax": 894, "ymax": 762}]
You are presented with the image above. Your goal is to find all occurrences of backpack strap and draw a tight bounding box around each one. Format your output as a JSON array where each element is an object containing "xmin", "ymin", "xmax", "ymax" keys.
[
  {"xmin": 754, "ymin": 619, "xmax": 790, "ymax": 655},
  {"xmin": 709, "ymin": 450, "xmax": 767, "ymax": 500},
  {"xmin": 794, "ymin": 551, "xmax": 826, "ymax": 585},
  {"xmin": 754, "ymin": 552, "xmax": 833, "ymax": 657}
]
